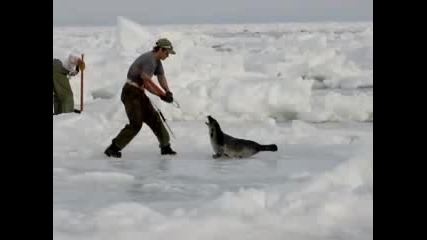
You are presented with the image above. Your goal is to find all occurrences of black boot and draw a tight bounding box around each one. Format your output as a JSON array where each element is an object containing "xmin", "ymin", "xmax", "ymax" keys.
[
  {"xmin": 104, "ymin": 141, "xmax": 122, "ymax": 158},
  {"xmin": 161, "ymin": 145, "xmax": 177, "ymax": 155}
]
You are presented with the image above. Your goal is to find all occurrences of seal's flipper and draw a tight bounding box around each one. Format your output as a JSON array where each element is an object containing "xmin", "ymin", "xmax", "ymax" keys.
[{"xmin": 257, "ymin": 144, "xmax": 278, "ymax": 152}]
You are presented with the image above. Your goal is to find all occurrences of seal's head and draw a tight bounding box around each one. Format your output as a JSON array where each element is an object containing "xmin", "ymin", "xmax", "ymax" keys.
[
  {"xmin": 206, "ymin": 115, "xmax": 221, "ymax": 135},
  {"xmin": 206, "ymin": 115, "xmax": 217, "ymax": 126}
]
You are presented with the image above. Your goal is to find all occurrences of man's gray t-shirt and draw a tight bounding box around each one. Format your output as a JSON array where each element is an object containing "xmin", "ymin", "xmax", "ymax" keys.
[{"xmin": 127, "ymin": 51, "xmax": 164, "ymax": 86}]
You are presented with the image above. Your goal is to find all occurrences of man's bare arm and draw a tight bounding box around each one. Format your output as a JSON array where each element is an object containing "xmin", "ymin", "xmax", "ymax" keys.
[
  {"xmin": 157, "ymin": 75, "xmax": 170, "ymax": 92},
  {"xmin": 140, "ymin": 72, "xmax": 165, "ymax": 96}
]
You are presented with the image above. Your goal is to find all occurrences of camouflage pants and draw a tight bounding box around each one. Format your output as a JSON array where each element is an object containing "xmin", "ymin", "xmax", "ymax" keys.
[
  {"xmin": 53, "ymin": 59, "xmax": 74, "ymax": 114},
  {"xmin": 112, "ymin": 84, "xmax": 170, "ymax": 149}
]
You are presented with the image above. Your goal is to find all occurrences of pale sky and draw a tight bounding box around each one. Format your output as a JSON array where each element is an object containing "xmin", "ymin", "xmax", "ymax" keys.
[{"xmin": 53, "ymin": 0, "xmax": 373, "ymax": 26}]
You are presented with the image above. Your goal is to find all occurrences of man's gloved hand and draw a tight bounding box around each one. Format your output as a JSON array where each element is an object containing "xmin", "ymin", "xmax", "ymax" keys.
[
  {"xmin": 160, "ymin": 91, "xmax": 173, "ymax": 103},
  {"xmin": 78, "ymin": 60, "xmax": 86, "ymax": 71}
]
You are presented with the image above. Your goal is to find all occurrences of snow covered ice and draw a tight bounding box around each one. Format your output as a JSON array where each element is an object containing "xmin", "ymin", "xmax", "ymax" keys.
[{"xmin": 53, "ymin": 17, "xmax": 373, "ymax": 240}]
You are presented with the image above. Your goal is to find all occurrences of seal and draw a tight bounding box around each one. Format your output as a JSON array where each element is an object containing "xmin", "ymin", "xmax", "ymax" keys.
[{"xmin": 205, "ymin": 115, "xmax": 278, "ymax": 159}]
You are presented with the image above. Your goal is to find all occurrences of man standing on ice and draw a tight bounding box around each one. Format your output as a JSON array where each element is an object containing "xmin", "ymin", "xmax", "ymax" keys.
[
  {"xmin": 53, "ymin": 54, "xmax": 85, "ymax": 115},
  {"xmin": 104, "ymin": 38, "xmax": 177, "ymax": 158}
]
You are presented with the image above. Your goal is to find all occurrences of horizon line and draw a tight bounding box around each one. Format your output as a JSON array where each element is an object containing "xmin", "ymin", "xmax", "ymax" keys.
[{"xmin": 53, "ymin": 18, "xmax": 373, "ymax": 28}]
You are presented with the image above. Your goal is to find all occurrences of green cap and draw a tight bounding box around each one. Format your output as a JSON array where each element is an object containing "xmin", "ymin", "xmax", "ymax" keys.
[{"xmin": 155, "ymin": 38, "xmax": 176, "ymax": 54}]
